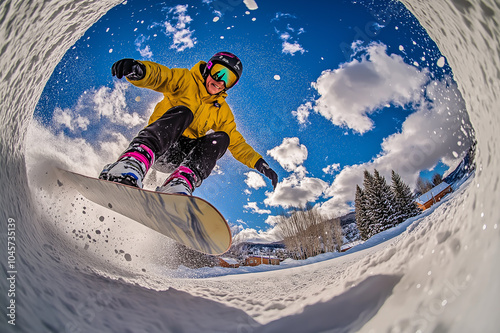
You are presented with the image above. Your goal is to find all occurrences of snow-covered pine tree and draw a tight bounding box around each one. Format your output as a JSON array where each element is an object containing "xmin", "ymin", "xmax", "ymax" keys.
[
  {"xmin": 391, "ymin": 170, "xmax": 421, "ymax": 224},
  {"xmin": 390, "ymin": 170, "xmax": 404, "ymax": 225},
  {"xmin": 362, "ymin": 170, "xmax": 379, "ymax": 238},
  {"xmin": 355, "ymin": 184, "xmax": 370, "ymax": 240},
  {"xmin": 372, "ymin": 169, "xmax": 396, "ymax": 231}
]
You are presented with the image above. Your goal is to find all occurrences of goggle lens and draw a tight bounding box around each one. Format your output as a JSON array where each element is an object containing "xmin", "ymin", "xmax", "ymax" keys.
[{"xmin": 209, "ymin": 63, "xmax": 239, "ymax": 89}]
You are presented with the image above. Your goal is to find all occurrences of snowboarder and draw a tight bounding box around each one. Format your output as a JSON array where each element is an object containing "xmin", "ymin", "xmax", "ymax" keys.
[{"xmin": 99, "ymin": 52, "xmax": 278, "ymax": 196}]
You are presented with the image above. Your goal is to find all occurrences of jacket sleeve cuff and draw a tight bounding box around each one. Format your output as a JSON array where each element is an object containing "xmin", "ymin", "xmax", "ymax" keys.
[
  {"xmin": 252, "ymin": 155, "xmax": 264, "ymax": 169},
  {"xmin": 126, "ymin": 61, "xmax": 151, "ymax": 87}
]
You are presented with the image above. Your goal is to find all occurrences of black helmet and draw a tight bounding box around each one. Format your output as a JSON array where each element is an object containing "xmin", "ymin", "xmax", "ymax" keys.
[{"xmin": 205, "ymin": 52, "xmax": 243, "ymax": 89}]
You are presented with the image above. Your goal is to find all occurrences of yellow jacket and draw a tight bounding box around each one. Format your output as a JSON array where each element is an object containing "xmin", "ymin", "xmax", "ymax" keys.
[{"xmin": 128, "ymin": 60, "xmax": 262, "ymax": 169}]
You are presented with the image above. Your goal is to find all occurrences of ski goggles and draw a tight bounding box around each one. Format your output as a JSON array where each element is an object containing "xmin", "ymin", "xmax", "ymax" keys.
[{"xmin": 208, "ymin": 63, "xmax": 239, "ymax": 89}]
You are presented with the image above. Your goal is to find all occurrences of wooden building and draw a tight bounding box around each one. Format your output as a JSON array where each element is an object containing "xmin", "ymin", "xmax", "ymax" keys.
[
  {"xmin": 245, "ymin": 255, "xmax": 280, "ymax": 266},
  {"xmin": 415, "ymin": 182, "xmax": 453, "ymax": 211},
  {"xmin": 219, "ymin": 257, "xmax": 240, "ymax": 268}
]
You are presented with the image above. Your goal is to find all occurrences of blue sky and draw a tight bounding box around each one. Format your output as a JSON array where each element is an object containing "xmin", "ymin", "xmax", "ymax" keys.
[{"xmin": 33, "ymin": 0, "xmax": 475, "ymax": 243}]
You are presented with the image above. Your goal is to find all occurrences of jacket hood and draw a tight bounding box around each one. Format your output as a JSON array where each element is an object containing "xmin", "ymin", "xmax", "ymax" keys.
[{"xmin": 190, "ymin": 61, "xmax": 228, "ymax": 102}]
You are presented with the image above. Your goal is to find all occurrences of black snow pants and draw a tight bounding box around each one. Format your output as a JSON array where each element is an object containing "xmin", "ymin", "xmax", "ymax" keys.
[{"xmin": 129, "ymin": 105, "xmax": 230, "ymax": 185}]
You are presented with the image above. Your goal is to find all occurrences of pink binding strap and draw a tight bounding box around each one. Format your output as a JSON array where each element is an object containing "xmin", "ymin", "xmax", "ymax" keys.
[
  {"xmin": 163, "ymin": 166, "xmax": 196, "ymax": 190},
  {"xmin": 121, "ymin": 151, "xmax": 151, "ymax": 170},
  {"xmin": 119, "ymin": 144, "xmax": 155, "ymax": 170},
  {"xmin": 140, "ymin": 144, "xmax": 155, "ymax": 164}
]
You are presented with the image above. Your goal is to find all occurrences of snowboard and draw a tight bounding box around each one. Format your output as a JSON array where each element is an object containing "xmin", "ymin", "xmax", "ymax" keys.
[{"xmin": 55, "ymin": 168, "xmax": 232, "ymax": 255}]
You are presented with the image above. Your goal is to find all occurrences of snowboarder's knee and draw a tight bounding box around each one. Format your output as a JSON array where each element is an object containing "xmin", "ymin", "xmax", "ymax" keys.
[
  {"xmin": 207, "ymin": 131, "xmax": 230, "ymax": 148},
  {"xmin": 162, "ymin": 105, "xmax": 194, "ymax": 122}
]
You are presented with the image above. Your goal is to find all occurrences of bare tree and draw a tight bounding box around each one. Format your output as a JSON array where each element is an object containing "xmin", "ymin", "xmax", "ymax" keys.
[
  {"xmin": 432, "ymin": 173, "xmax": 443, "ymax": 186},
  {"xmin": 276, "ymin": 206, "xmax": 344, "ymax": 259},
  {"xmin": 331, "ymin": 218, "xmax": 343, "ymax": 252},
  {"xmin": 415, "ymin": 176, "xmax": 434, "ymax": 196}
]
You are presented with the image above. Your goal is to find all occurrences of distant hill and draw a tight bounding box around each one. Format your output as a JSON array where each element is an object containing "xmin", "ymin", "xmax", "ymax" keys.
[
  {"xmin": 340, "ymin": 211, "xmax": 356, "ymax": 226},
  {"xmin": 227, "ymin": 241, "xmax": 285, "ymax": 258},
  {"xmin": 232, "ymin": 241, "xmax": 285, "ymax": 250}
]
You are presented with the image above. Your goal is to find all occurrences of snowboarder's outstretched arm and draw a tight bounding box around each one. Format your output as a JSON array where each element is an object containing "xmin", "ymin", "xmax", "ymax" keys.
[
  {"xmin": 111, "ymin": 58, "xmax": 182, "ymax": 94},
  {"xmin": 255, "ymin": 158, "xmax": 278, "ymax": 189},
  {"xmin": 111, "ymin": 59, "xmax": 146, "ymax": 81}
]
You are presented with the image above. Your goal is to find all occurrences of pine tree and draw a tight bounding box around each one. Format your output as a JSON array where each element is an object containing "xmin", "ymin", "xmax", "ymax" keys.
[
  {"xmin": 361, "ymin": 169, "xmax": 393, "ymax": 237},
  {"xmin": 355, "ymin": 185, "xmax": 369, "ymax": 240},
  {"xmin": 372, "ymin": 169, "xmax": 396, "ymax": 231},
  {"xmin": 391, "ymin": 171, "xmax": 404, "ymax": 225},
  {"xmin": 366, "ymin": 170, "xmax": 382, "ymax": 234},
  {"xmin": 355, "ymin": 170, "xmax": 422, "ymax": 241},
  {"xmin": 391, "ymin": 170, "xmax": 421, "ymax": 225},
  {"xmin": 362, "ymin": 170, "xmax": 378, "ymax": 238}
]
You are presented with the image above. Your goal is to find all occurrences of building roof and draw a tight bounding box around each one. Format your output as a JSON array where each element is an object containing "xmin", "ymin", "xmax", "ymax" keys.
[
  {"xmin": 416, "ymin": 182, "xmax": 451, "ymax": 204},
  {"xmin": 220, "ymin": 257, "xmax": 239, "ymax": 265},
  {"xmin": 246, "ymin": 255, "xmax": 279, "ymax": 260}
]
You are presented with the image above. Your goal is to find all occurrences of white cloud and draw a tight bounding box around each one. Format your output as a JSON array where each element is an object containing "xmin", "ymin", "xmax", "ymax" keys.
[
  {"xmin": 292, "ymin": 101, "xmax": 312, "ymax": 125},
  {"xmin": 244, "ymin": 171, "xmax": 266, "ymax": 189},
  {"xmin": 271, "ymin": 12, "xmax": 296, "ymax": 22},
  {"xmin": 282, "ymin": 41, "xmax": 305, "ymax": 56},
  {"xmin": 280, "ymin": 32, "xmax": 291, "ymax": 40},
  {"xmin": 264, "ymin": 215, "xmax": 282, "ymax": 227},
  {"xmin": 52, "ymin": 107, "xmax": 90, "ymax": 132},
  {"xmin": 211, "ymin": 164, "xmax": 224, "ymax": 175},
  {"xmin": 371, "ymin": 22, "xmax": 385, "ymax": 32},
  {"xmin": 236, "ymin": 219, "xmax": 248, "ymax": 227},
  {"xmin": 265, "ymin": 137, "xmax": 328, "ymax": 208},
  {"xmin": 135, "ymin": 35, "xmax": 153, "ymax": 59},
  {"xmin": 323, "ymin": 163, "xmax": 340, "ymax": 175},
  {"xmin": 93, "ymin": 81, "xmax": 144, "ymax": 127},
  {"xmin": 232, "ymin": 226, "xmax": 281, "ymax": 244},
  {"xmin": 264, "ymin": 173, "xmax": 328, "ymax": 208},
  {"xmin": 162, "ymin": 5, "xmax": 196, "ymax": 52},
  {"xmin": 244, "ymin": 202, "xmax": 271, "ymax": 215},
  {"xmin": 51, "ymin": 81, "xmax": 145, "ymax": 133},
  {"xmin": 267, "ymin": 137, "xmax": 308, "ymax": 172},
  {"xmin": 318, "ymin": 77, "xmax": 475, "ymax": 218},
  {"xmin": 376, "ymin": 77, "xmax": 474, "ymax": 175},
  {"xmin": 318, "ymin": 164, "xmax": 364, "ymax": 218},
  {"xmin": 274, "ymin": 18, "xmax": 306, "ymax": 56},
  {"xmin": 296, "ymin": 42, "xmax": 429, "ymax": 134}
]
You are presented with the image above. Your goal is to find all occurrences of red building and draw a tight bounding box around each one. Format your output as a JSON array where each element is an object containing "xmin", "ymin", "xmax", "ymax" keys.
[
  {"xmin": 245, "ymin": 255, "xmax": 280, "ymax": 266},
  {"xmin": 218, "ymin": 257, "xmax": 240, "ymax": 268},
  {"xmin": 415, "ymin": 182, "xmax": 453, "ymax": 210}
]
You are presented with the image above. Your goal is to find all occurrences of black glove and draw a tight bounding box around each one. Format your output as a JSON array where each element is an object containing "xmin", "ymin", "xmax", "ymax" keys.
[
  {"xmin": 111, "ymin": 58, "xmax": 146, "ymax": 80},
  {"xmin": 255, "ymin": 158, "xmax": 278, "ymax": 190}
]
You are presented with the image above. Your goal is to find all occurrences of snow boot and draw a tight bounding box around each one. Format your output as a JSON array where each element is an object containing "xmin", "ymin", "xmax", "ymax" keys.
[
  {"xmin": 156, "ymin": 166, "xmax": 198, "ymax": 196},
  {"xmin": 99, "ymin": 144, "xmax": 155, "ymax": 188}
]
